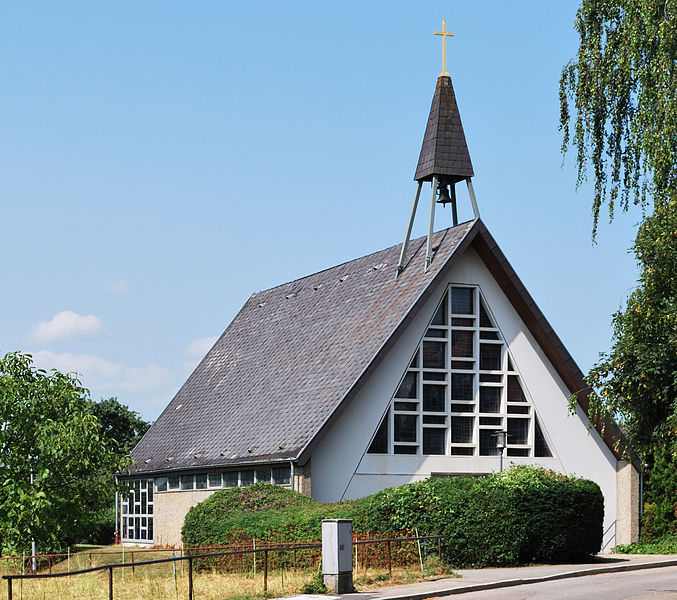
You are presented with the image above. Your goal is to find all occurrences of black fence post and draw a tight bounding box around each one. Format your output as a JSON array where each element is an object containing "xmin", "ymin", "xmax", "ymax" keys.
[
  {"xmin": 7, "ymin": 577, "xmax": 12, "ymax": 600},
  {"xmin": 263, "ymin": 549, "xmax": 268, "ymax": 593},
  {"xmin": 108, "ymin": 566, "xmax": 113, "ymax": 600},
  {"xmin": 188, "ymin": 557, "xmax": 193, "ymax": 600},
  {"xmin": 387, "ymin": 541, "xmax": 392, "ymax": 577}
]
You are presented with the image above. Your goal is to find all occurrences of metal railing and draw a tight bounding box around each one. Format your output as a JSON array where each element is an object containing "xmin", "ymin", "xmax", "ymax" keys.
[
  {"xmin": 601, "ymin": 519, "xmax": 617, "ymax": 553},
  {"xmin": 2, "ymin": 533, "xmax": 443, "ymax": 600}
]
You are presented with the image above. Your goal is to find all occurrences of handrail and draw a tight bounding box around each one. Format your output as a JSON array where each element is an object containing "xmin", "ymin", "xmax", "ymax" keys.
[{"xmin": 601, "ymin": 519, "xmax": 617, "ymax": 553}]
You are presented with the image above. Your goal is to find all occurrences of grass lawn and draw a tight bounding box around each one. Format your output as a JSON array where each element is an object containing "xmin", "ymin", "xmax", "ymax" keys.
[{"xmin": 0, "ymin": 544, "xmax": 455, "ymax": 600}]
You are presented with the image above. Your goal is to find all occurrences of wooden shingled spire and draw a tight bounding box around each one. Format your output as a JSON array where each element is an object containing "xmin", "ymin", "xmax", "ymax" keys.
[
  {"xmin": 414, "ymin": 74, "xmax": 474, "ymax": 183},
  {"xmin": 396, "ymin": 20, "xmax": 479, "ymax": 279}
]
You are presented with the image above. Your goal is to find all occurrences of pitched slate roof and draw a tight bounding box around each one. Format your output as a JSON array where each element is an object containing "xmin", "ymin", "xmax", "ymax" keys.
[
  {"xmin": 414, "ymin": 74, "xmax": 474, "ymax": 183},
  {"xmin": 130, "ymin": 221, "xmax": 476, "ymax": 474}
]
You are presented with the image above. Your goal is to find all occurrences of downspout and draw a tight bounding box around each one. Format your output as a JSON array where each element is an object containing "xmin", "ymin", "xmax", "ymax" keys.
[{"xmin": 290, "ymin": 460, "xmax": 295, "ymax": 491}]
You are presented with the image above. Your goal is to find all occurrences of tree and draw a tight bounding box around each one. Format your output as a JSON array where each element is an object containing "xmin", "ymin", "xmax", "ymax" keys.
[
  {"xmin": 559, "ymin": 0, "xmax": 677, "ymax": 238},
  {"xmin": 0, "ymin": 352, "xmax": 130, "ymax": 553},
  {"xmin": 582, "ymin": 202, "xmax": 677, "ymax": 536},
  {"xmin": 90, "ymin": 397, "xmax": 150, "ymax": 455},
  {"xmin": 561, "ymin": 0, "xmax": 677, "ymax": 537}
]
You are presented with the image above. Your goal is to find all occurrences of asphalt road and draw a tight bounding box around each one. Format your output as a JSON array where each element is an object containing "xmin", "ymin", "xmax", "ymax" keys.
[{"xmin": 443, "ymin": 565, "xmax": 677, "ymax": 599}]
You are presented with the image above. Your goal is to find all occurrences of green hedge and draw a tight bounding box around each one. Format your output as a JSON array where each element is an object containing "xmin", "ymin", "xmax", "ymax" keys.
[{"xmin": 181, "ymin": 466, "xmax": 604, "ymax": 566}]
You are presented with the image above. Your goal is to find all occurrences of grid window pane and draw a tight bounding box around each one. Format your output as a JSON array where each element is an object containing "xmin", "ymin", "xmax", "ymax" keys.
[
  {"xmin": 452, "ymin": 330, "xmax": 474, "ymax": 357},
  {"xmin": 423, "ymin": 384, "xmax": 445, "ymax": 412},
  {"xmin": 272, "ymin": 466, "xmax": 291, "ymax": 485},
  {"xmin": 508, "ymin": 419, "xmax": 529, "ymax": 445},
  {"xmin": 255, "ymin": 469, "xmax": 272, "ymax": 483},
  {"xmin": 394, "ymin": 445, "xmax": 417, "ymax": 454},
  {"xmin": 451, "ymin": 416, "xmax": 474, "ymax": 443},
  {"xmin": 451, "ymin": 287, "xmax": 474, "ymax": 314},
  {"xmin": 423, "ymin": 429, "xmax": 446, "ymax": 455},
  {"xmin": 479, "ymin": 299, "xmax": 493, "ymax": 327},
  {"xmin": 369, "ymin": 412, "xmax": 389, "ymax": 452},
  {"xmin": 480, "ymin": 344, "xmax": 502, "ymax": 370},
  {"xmin": 451, "ymin": 373, "xmax": 474, "ymax": 401},
  {"xmin": 450, "ymin": 403, "xmax": 474, "ymax": 413},
  {"xmin": 508, "ymin": 375, "xmax": 525, "ymax": 402},
  {"xmin": 209, "ymin": 473, "xmax": 222, "ymax": 487},
  {"xmin": 431, "ymin": 296, "xmax": 447, "ymax": 325},
  {"xmin": 240, "ymin": 470, "xmax": 254, "ymax": 486},
  {"xmin": 224, "ymin": 472, "xmax": 239, "ymax": 488},
  {"xmin": 181, "ymin": 475, "xmax": 194, "ymax": 490},
  {"xmin": 535, "ymin": 418, "xmax": 552, "ymax": 457},
  {"xmin": 155, "ymin": 477, "xmax": 167, "ymax": 492},
  {"xmin": 480, "ymin": 430, "xmax": 501, "ymax": 455},
  {"xmin": 168, "ymin": 476, "xmax": 180, "ymax": 490},
  {"xmin": 394, "ymin": 414, "xmax": 417, "ymax": 442},
  {"xmin": 479, "ymin": 387, "xmax": 501, "ymax": 413},
  {"xmin": 422, "ymin": 341, "xmax": 446, "ymax": 368},
  {"xmin": 396, "ymin": 372, "xmax": 417, "ymax": 398},
  {"xmin": 195, "ymin": 474, "xmax": 208, "ymax": 489}
]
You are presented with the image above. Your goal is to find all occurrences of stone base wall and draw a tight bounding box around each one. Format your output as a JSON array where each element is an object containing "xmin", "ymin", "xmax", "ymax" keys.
[
  {"xmin": 294, "ymin": 460, "xmax": 311, "ymax": 496},
  {"xmin": 153, "ymin": 490, "xmax": 217, "ymax": 547},
  {"xmin": 616, "ymin": 460, "xmax": 640, "ymax": 545}
]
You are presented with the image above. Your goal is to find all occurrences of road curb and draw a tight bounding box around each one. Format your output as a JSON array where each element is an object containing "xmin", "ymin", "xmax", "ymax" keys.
[{"xmin": 364, "ymin": 558, "xmax": 677, "ymax": 599}]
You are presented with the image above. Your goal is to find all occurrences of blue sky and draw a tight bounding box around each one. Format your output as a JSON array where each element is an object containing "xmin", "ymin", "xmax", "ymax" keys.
[{"xmin": 1, "ymin": 2, "xmax": 642, "ymax": 421}]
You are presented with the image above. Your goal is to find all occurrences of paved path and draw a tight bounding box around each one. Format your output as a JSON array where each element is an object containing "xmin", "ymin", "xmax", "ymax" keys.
[{"xmin": 335, "ymin": 554, "xmax": 677, "ymax": 600}]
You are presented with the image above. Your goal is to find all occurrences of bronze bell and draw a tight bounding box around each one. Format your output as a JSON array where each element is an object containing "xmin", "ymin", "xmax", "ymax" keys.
[{"xmin": 436, "ymin": 181, "xmax": 451, "ymax": 205}]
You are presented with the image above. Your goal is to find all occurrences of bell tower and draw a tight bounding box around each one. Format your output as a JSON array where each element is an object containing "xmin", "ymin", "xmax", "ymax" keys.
[{"xmin": 396, "ymin": 20, "xmax": 480, "ymax": 278}]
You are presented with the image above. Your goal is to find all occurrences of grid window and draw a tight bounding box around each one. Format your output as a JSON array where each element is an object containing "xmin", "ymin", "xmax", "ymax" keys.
[
  {"xmin": 431, "ymin": 297, "xmax": 447, "ymax": 325},
  {"xmin": 479, "ymin": 387, "xmax": 501, "ymax": 413},
  {"xmin": 121, "ymin": 479, "xmax": 153, "ymax": 544},
  {"xmin": 272, "ymin": 466, "xmax": 291, "ymax": 485},
  {"xmin": 479, "ymin": 299, "xmax": 493, "ymax": 328},
  {"xmin": 451, "ymin": 373, "xmax": 474, "ymax": 401},
  {"xmin": 168, "ymin": 476, "xmax": 180, "ymax": 490},
  {"xmin": 224, "ymin": 472, "xmax": 239, "ymax": 488},
  {"xmin": 396, "ymin": 372, "xmax": 417, "ymax": 398},
  {"xmin": 423, "ymin": 384, "xmax": 445, "ymax": 412},
  {"xmin": 368, "ymin": 413, "xmax": 389, "ymax": 453},
  {"xmin": 155, "ymin": 477, "xmax": 168, "ymax": 492},
  {"xmin": 452, "ymin": 330, "xmax": 474, "ymax": 358},
  {"xmin": 208, "ymin": 473, "xmax": 222, "ymax": 488},
  {"xmin": 480, "ymin": 344, "xmax": 501, "ymax": 370},
  {"xmin": 508, "ymin": 419, "xmax": 529, "ymax": 445},
  {"xmin": 422, "ymin": 341, "xmax": 446, "ymax": 369},
  {"xmin": 508, "ymin": 375, "xmax": 525, "ymax": 402},
  {"xmin": 181, "ymin": 475, "xmax": 194, "ymax": 490},
  {"xmin": 423, "ymin": 429, "xmax": 446, "ymax": 455},
  {"xmin": 451, "ymin": 287, "xmax": 474, "ymax": 314},
  {"xmin": 479, "ymin": 430, "xmax": 500, "ymax": 455},
  {"xmin": 451, "ymin": 416, "xmax": 474, "ymax": 443},
  {"xmin": 255, "ymin": 469, "xmax": 272, "ymax": 484},
  {"xmin": 394, "ymin": 414, "xmax": 417, "ymax": 442},
  {"xmin": 240, "ymin": 470, "xmax": 254, "ymax": 486}
]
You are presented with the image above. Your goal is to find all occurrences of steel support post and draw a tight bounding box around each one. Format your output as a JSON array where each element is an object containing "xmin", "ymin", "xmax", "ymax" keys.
[
  {"xmin": 395, "ymin": 181, "xmax": 423, "ymax": 278},
  {"xmin": 424, "ymin": 177, "xmax": 438, "ymax": 270}
]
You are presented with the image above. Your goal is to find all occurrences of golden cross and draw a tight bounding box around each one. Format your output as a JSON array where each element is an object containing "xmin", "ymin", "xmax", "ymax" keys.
[{"xmin": 434, "ymin": 19, "xmax": 454, "ymax": 76}]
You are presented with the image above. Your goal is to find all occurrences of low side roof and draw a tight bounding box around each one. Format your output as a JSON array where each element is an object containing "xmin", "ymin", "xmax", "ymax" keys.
[{"xmin": 130, "ymin": 221, "xmax": 476, "ymax": 474}]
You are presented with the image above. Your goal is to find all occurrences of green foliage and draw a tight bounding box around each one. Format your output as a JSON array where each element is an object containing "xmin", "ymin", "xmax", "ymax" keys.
[
  {"xmin": 90, "ymin": 397, "xmax": 151, "ymax": 455},
  {"xmin": 560, "ymin": 0, "xmax": 677, "ymax": 237},
  {"xmin": 616, "ymin": 533, "xmax": 677, "ymax": 554},
  {"xmin": 182, "ymin": 467, "xmax": 604, "ymax": 567},
  {"xmin": 0, "ymin": 352, "xmax": 131, "ymax": 553},
  {"xmin": 301, "ymin": 572, "xmax": 328, "ymax": 594},
  {"xmin": 577, "ymin": 202, "xmax": 677, "ymax": 536}
]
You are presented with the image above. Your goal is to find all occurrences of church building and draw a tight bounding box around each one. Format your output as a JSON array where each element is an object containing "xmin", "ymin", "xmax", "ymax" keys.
[{"xmin": 125, "ymin": 23, "xmax": 640, "ymax": 549}]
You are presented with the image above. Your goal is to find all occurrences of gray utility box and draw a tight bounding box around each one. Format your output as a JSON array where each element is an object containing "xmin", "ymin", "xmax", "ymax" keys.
[{"xmin": 322, "ymin": 519, "xmax": 353, "ymax": 593}]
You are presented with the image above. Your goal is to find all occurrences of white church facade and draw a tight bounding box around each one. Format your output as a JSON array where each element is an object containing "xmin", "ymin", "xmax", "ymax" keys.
[{"xmin": 124, "ymin": 31, "xmax": 640, "ymax": 549}]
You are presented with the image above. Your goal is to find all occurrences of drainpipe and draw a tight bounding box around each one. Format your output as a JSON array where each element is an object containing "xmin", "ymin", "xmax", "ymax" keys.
[{"xmin": 290, "ymin": 461, "xmax": 295, "ymax": 491}]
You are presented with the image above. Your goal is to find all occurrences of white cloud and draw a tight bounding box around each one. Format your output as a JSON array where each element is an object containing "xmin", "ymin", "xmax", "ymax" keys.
[
  {"xmin": 31, "ymin": 350, "xmax": 171, "ymax": 395},
  {"xmin": 105, "ymin": 280, "xmax": 132, "ymax": 293},
  {"xmin": 186, "ymin": 336, "xmax": 218, "ymax": 357},
  {"xmin": 30, "ymin": 310, "xmax": 104, "ymax": 343}
]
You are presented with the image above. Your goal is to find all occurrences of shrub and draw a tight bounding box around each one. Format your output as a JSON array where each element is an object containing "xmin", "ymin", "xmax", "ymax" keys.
[{"xmin": 182, "ymin": 467, "xmax": 604, "ymax": 567}]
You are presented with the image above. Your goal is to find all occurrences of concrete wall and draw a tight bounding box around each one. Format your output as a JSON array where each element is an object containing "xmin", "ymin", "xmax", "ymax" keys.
[
  {"xmin": 153, "ymin": 490, "xmax": 217, "ymax": 547},
  {"xmin": 309, "ymin": 246, "xmax": 621, "ymax": 540},
  {"xmin": 294, "ymin": 461, "xmax": 312, "ymax": 496},
  {"xmin": 616, "ymin": 460, "xmax": 640, "ymax": 545}
]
